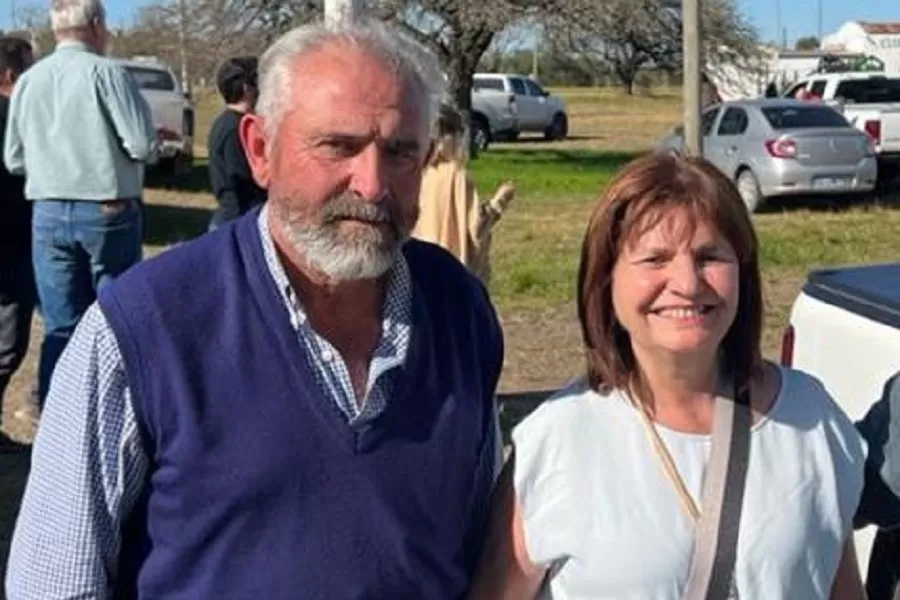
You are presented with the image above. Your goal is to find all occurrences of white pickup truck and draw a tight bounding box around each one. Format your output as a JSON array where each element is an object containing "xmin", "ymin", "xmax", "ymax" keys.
[
  {"xmin": 116, "ymin": 56, "xmax": 195, "ymax": 176},
  {"xmin": 781, "ymin": 262, "xmax": 900, "ymax": 594},
  {"xmin": 782, "ymin": 72, "xmax": 900, "ymax": 180},
  {"xmin": 469, "ymin": 73, "xmax": 569, "ymax": 152}
]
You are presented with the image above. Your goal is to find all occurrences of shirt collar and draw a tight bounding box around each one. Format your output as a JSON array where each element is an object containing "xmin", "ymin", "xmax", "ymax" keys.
[
  {"xmin": 55, "ymin": 40, "xmax": 94, "ymax": 53},
  {"xmin": 256, "ymin": 205, "xmax": 413, "ymax": 329}
]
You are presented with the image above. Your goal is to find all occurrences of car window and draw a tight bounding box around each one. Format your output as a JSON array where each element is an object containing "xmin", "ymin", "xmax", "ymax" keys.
[
  {"xmin": 509, "ymin": 78, "xmax": 527, "ymax": 95},
  {"xmin": 701, "ymin": 108, "xmax": 720, "ymax": 136},
  {"xmin": 524, "ymin": 79, "xmax": 544, "ymax": 97},
  {"xmin": 809, "ymin": 80, "xmax": 828, "ymax": 97},
  {"xmin": 717, "ymin": 107, "xmax": 749, "ymax": 136},
  {"xmin": 761, "ymin": 106, "xmax": 850, "ymax": 129},
  {"xmin": 124, "ymin": 66, "xmax": 176, "ymax": 91},
  {"xmin": 473, "ymin": 78, "xmax": 505, "ymax": 92},
  {"xmin": 834, "ymin": 77, "xmax": 900, "ymax": 103}
]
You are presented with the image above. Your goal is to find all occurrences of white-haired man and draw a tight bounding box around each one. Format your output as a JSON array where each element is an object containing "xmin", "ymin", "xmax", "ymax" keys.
[
  {"xmin": 2, "ymin": 0, "xmax": 157, "ymax": 408},
  {"xmin": 6, "ymin": 18, "xmax": 504, "ymax": 599}
]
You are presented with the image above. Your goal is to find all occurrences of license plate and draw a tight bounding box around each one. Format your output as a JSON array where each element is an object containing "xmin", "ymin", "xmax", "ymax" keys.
[{"xmin": 813, "ymin": 177, "xmax": 852, "ymax": 190}]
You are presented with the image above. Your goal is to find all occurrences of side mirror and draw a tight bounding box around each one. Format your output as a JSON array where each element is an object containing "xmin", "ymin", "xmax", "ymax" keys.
[{"xmin": 541, "ymin": 90, "xmax": 550, "ymax": 97}]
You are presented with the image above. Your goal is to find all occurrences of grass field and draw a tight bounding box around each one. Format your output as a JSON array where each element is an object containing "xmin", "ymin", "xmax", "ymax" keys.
[{"xmin": 2, "ymin": 86, "xmax": 900, "ymax": 575}]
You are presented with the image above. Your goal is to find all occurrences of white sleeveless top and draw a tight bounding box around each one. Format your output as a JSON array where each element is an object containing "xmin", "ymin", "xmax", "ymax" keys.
[{"xmin": 512, "ymin": 367, "xmax": 866, "ymax": 599}]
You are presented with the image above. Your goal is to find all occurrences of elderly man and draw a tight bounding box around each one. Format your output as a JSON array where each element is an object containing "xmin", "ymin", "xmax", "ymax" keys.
[
  {"xmin": 3, "ymin": 0, "xmax": 157, "ymax": 406},
  {"xmin": 6, "ymin": 18, "xmax": 503, "ymax": 600},
  {"xmin": 0, "ymin": 37, "xmax": 35, "ymax": 452}
]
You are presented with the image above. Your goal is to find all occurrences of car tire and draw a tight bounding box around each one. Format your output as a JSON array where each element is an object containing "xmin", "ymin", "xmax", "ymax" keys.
[
  {"xmin": 544, "ymin": 113, "xmax": 568, "ymax": 141},
  {"xmin": 470, "ymin": 116, "xmax": 491, "ymax": 154},
  {"xmin": 736, "ymin": 169, "xmax": 764, "ymax": 213}
]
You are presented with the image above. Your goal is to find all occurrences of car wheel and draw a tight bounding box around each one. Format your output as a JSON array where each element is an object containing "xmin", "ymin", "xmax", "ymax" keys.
[
  {"xmin": 470, "ymin": 117, "xmax": 491, "ymax": 154},
  {"xmin": 544, "ymin": 113, "xmax": 568, "ymax": 141},
  {"xmin": 736, "ymin": 169, "xmax": 764, "ymax": 213}
]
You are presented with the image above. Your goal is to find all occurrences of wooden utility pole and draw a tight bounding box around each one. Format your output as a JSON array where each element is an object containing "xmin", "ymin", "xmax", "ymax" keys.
[
  {"xmin": 324, "ymin": 0, "xmax": 362, "ymax": 25},
  {"xmin": 178, "ymin": 0, "xmax": 190, "ymax": 95},
  {"xmin": 682, "ymin": 0, "xmax": 703, "ymax": 157}
]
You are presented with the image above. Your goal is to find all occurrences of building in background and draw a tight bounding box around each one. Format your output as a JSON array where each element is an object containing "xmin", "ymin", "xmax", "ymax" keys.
[{"xmin": 823, "ymin": 22, "xmax": 900, "ymax": 73}]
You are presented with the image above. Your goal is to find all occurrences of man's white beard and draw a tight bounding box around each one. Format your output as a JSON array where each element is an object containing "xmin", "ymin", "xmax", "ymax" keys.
[{"xmin": 284, "ymin": 222, "xmax": 403, "ymax": 282}]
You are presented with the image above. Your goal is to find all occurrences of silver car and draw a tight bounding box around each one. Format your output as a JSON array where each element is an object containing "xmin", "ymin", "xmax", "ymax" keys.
[{"xmin": 658, "ymin": 99, "xmax": 878, "ymax": 212}]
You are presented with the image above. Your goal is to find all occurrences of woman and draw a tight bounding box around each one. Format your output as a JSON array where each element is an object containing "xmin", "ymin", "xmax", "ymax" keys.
[
  {"xmin": 411, "ymin": 104, "xmax": 515, "ymax": 285},
  {"xmin": 468, "ymin": 153, "xmax": 867, "ymax": 599}
]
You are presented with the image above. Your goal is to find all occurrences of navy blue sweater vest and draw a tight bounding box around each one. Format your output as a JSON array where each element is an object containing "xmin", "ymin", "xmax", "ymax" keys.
[{"xmin": 97, "ymin": 211, "xmax": 504, "ymax": 599}]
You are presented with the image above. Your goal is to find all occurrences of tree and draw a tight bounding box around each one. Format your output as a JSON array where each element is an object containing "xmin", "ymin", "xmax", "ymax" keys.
[
  {"xmin": 795, "ymin": 36, "xmax": 820, "ymax": 51},
  {"xmin": 545, "ymin": 0, "xmax": 761, "ymax": 95},
  {"xmin": 373, "ymin": 1, "xmax": 542, "ymax": 112}
]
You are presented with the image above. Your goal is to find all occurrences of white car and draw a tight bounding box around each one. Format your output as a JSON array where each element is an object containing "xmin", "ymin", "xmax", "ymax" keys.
[
  {"xmin": 471, "ymin": 73, "xmax": 568, "ymax": 149},
  {"xmin": 117, "ymin": 56, "xmax": 195, "ymax": 175}
]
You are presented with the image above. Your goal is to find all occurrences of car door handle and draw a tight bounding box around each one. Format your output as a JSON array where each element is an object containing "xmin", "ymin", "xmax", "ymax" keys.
[{"xmin": 725, "ymin": 146, "xmax": 738, "ymax": 155}]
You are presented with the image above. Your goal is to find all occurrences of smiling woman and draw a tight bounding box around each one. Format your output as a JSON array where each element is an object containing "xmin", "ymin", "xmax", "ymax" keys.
[{"xmin": 466, "ymin": 152, "xmax": 869, "ymax": 600}]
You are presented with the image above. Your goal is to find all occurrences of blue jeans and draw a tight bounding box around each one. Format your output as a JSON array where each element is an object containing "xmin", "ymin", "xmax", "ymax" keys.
[{"xmin": 32, "ymin": 199, "xmax": 143, "ymax": 404}]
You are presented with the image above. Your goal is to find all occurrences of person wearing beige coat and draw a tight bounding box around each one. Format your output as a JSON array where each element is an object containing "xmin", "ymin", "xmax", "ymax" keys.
[{"xmin": 412, "ymin": 104, "xmax": 515, "ymax": 286}]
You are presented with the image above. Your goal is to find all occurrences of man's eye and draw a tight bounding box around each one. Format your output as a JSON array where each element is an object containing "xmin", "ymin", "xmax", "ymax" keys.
[{"xmin": 322, "ymin": 141, "xmax": 357, "ymax": 157}]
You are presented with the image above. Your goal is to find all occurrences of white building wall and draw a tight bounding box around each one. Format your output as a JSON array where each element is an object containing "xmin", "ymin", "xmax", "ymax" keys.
[{"xmin": 822, "ymin": 21, "xmax": 900, "ymax": 73}]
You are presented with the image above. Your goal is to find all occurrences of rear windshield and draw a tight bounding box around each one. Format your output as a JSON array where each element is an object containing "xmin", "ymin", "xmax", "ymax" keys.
[
  {"xmin": 473, "ymin": 78, "xmax": 504, "ymax": 92},
  {"xmin": 834, "ymin": 77, "xmax": 900, "ymax": 103},
  {"xmin": 761, "ymin": 106, "xmax": 850, "ymax": 129},
  {"xmin": 125, "ymin": 66, "xmax": 176, "ymax": 91}
]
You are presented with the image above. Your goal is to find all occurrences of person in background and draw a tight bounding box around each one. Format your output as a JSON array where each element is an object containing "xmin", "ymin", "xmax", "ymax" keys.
[
  {"xmin": 6, "ymin": 18, "xmax": 503, "ymax": 599},
  {"xmin": 468, "ymin": 153, "xmax": 866, "ymax": 599},
  {"xmin": 0, "ymin": 36, "xmax": 35, "ymax": 452},
  {"xmin": 207, "ymin": 55, "xmax": 266, "ymax": 230},
  {"xmin": 3, "ymin": 0, "xmax": 157, "ymax": 406},
  {"xmin": 855, "ymin": 370, "xmax": 900, "ymax": 599},
  {"xmin": 411, "ymin": 103, "xmax": 515, "ymax": 286}
]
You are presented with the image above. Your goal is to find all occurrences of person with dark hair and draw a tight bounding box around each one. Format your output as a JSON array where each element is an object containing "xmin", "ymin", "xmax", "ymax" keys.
[
  {"xmin": 0, "ymin": 35, "xmax": 35, "ymax": 452},
  {"xmin": 468, "ymin": 152, "xmax": 866, "ymax": 599},
  {"xmin": 206, "ymin": 55, "xmax": 266, "ymax": 229}
]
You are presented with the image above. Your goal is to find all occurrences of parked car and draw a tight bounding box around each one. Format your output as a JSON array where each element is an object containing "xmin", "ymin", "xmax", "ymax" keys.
[
  {"xmin": 117, "ymin": 56, "xmax": 195, "ymax": 176},
  {"xmin": 658, "ymin": 99, "xmax": 878, "ymax": 212},
  {"xmin": 781, "ymin": 262, "xmax": 900, "ymax": 591},
  {"xmin": 782, "ymin": 71, "xmax": 900, "ymax": 181},
  {"xmin": 469, "ymin": 73, "xmax": 568, "ymax": 151}
]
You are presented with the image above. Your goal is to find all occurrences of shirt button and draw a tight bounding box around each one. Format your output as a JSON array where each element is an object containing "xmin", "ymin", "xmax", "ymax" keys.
[{"xmin": 321, "ymin": 349, "xmax": 334, "ymax": 362}]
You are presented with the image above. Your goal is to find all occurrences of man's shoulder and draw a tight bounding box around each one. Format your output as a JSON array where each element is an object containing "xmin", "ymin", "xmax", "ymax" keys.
[
  {"xmin": 402, "ymin": 238, "xmax": 500, "ymax": 330},
  {"xmin": 107, "ymin": 221, "xmax": 248, "ymax": 298},
  {"xmin": 402, "ymin": 239, "xmax": 484, "ymax": 295},
  {"xmin": 207, "ymin": 110, "xmax": 239, "ymax": 145}
]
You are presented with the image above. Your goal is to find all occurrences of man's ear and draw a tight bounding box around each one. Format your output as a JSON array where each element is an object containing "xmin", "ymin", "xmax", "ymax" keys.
[{"xmin": 239, "ymin": 113, "xmax": 271, "ymax": 189}]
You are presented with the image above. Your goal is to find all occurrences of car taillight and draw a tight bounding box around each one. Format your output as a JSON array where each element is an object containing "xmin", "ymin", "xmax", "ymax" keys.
[
  {"xmin": 864, "ymin": 119, "xmax": 881, "ymax": 145},
  {"xmin": 764, "ymin": 136, "xmax": 797, "ymax": 159},
  {"xmin": 780, "ymin": 324, "xmax": 795, "ymax": 366}
]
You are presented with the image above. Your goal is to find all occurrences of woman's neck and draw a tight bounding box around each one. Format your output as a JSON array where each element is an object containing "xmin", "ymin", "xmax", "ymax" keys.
[{"xmin": 631, "ymin": 346, "xmax": 721, "ymax": 433}]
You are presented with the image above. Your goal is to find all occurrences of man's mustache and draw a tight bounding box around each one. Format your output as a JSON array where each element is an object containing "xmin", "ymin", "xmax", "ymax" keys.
[{"xmin": 320, "ymin": 195, "xmax": 394, "ymax": 225}]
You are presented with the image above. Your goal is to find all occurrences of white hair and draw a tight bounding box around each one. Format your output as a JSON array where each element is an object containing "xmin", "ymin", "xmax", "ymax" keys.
[
  {"xmin": 256, "ymin": 17, "xmax": 446, "ymax": 148},
  {"xmin": 50, "ymin": 0, "xmax": 105, "ymax": 32}
]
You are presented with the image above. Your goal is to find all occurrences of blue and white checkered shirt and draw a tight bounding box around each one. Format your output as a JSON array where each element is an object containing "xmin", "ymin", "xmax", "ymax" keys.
[{"xmin": 5, "ymin": 208, "xmax": 501, "ymax": 599}]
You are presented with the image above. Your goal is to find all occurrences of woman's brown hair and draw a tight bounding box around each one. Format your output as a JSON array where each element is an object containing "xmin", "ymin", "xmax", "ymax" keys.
[{"xmin": 577, "ymin": 152, "xmax": 763, "ymax": 394}]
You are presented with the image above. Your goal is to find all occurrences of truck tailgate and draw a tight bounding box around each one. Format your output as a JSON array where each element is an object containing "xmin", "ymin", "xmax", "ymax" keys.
[
  {"xmin": 879, "ymin": 107, "xmax": 900, "ymax": 154},
  {"xmin": 803, "ymin": 262, "xmax": 900, "ymax": 326}
]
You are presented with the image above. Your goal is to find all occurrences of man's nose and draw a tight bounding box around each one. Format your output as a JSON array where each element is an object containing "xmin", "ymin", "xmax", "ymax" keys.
[{"xmin": 348, "ymin": 145, "xmax": 389, "ymax": 203}]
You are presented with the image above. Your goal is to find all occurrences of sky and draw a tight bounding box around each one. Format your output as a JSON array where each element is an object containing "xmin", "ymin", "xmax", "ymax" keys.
[{"xmin": 2, "ymin": 0, "xmax": 899, "ymax": 48}]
